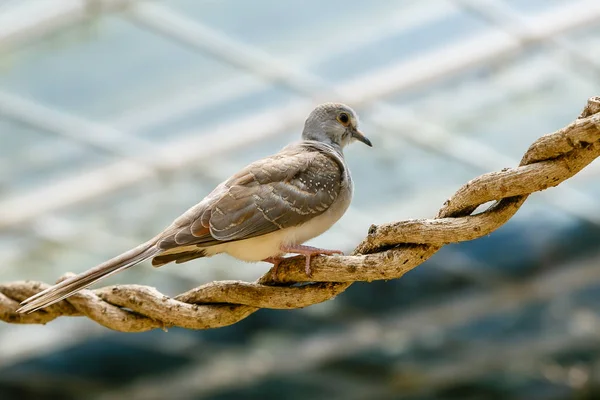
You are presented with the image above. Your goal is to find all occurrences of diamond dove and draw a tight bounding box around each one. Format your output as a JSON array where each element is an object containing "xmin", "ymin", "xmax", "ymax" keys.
[{"xmin": 18, "ymin": 103, "xmax": 372, "ymax": 314}]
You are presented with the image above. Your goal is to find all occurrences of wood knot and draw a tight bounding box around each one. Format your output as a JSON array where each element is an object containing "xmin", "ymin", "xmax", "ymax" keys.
[
  {"xmin": 579, "ymin": 97, "xmax": 600, "ymax": 119},
  {"xmin": 368, "ymin": 224, "xmax": 378, "ymax": 235}
]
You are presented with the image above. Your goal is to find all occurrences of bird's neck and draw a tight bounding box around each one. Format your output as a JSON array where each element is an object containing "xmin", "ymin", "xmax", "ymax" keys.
[
  {"xmin": 301, "ymin": 132, "xmax": 344, "ymax": 155},
  {"xmin": 302, "ymin": 138, "xmax": 343, "ymax": 156}
]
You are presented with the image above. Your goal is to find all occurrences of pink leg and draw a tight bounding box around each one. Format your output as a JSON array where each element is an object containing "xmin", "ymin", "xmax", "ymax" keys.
[
  {"xmin": 263, "ymin": 256, "xmax": 286, "ymax": 280},
  {"xmin": 280, "ymin": 244, "xmax": 343, "ymax": 277}
]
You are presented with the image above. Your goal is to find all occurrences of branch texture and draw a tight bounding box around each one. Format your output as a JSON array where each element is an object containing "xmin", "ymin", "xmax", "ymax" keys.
[{"xmin": 2, "ymin": 97, "xmax": 600, "ymax": 332}]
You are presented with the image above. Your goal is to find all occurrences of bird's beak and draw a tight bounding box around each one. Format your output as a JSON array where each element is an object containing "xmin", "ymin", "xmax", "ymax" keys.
[{"xmin": 351, "ymin": 128, "xmax": 372, "ymax": 147}]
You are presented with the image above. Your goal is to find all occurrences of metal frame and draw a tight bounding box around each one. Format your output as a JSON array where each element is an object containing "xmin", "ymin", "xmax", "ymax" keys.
[{"xmin": 2, "ymin": 2, "xmax": 600, "ymax": 395}]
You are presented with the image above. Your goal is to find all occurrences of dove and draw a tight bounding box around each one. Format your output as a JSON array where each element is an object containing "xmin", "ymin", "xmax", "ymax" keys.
[{"xmin": 18, "ymin": 103, "xmax": 372, "ymax": 314}]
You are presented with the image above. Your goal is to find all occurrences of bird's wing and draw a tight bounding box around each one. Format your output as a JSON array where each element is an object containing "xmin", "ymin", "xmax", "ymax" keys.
[{"xmin": 154, "ymin": 144, "xmax": 344, "ymax": 264}]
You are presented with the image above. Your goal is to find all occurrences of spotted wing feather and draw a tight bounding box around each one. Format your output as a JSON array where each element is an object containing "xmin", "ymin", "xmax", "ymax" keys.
[{"xmin": 152, "ymin": 144, "xmax": 343, "ymax": 266}]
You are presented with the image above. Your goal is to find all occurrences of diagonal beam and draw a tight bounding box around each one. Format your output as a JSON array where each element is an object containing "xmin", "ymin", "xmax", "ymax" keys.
[{"xmin": 0, "ymin": 0, "xmax": 131, "ymax": 51}]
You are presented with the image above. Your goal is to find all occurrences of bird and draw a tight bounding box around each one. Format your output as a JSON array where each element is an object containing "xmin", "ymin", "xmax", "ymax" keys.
[{"xmin": 17, "ymin": 103, "xmax": 372, "ymax": 314}]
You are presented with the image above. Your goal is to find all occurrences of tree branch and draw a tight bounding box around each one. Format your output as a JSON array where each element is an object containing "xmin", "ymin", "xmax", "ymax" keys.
[{"xmin": 2, "ymin": 96, "xmax": 600, "ymax": 332}]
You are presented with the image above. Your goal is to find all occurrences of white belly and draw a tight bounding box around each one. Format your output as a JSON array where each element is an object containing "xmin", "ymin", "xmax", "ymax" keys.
[{"xmin": 206, "ymin": 187, "xmax": 352, "ymax": 261}]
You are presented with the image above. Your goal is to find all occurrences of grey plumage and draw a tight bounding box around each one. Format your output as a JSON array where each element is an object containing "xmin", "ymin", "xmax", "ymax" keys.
[
  {"xmin": 18, "ymin": 103, "xmax": 371, "ymax": 314},
  {"xmin": 156, "ymin": 141, "xmax": 344, "ymax": 253},
  {"xmin": 19, "ymin": 240, "xmax": 161, "ymax": 313}
]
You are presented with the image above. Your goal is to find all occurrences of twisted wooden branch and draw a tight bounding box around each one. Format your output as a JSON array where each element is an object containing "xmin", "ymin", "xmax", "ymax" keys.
[{"xmin": 2, "ymin": 97, "xmax": 600, "ymax": 332}]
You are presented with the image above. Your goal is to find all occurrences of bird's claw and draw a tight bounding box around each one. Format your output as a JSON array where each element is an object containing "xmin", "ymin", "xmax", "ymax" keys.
[{"xmin": 265, "ymin": 247, "xmax": 344, "ymax": 279}]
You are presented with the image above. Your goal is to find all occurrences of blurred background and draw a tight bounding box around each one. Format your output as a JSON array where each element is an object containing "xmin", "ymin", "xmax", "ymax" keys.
[{"xmin": 1, "ymin": 0, "xmax": 600, "ymax": 399}]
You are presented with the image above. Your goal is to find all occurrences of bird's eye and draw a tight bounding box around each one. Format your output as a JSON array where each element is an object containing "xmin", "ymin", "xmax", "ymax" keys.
[{"xmin": 337, "ymin": 112, "xmax": 350, "ymax": 126}]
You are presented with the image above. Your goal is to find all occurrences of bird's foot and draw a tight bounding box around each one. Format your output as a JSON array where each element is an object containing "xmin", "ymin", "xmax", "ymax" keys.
[
  {"xmin": 280, "ymin": 244, "xmax": 344, "ymax": 277},
  {"xmin": 263, "ymin": 256, "xmax": 286, "ymax": 280}
]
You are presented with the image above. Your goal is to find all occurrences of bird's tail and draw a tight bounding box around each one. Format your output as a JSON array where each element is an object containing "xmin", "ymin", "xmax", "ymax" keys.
[{"xmin": 17, "ymin": 239, "xmax": 161, "ymax": 314}]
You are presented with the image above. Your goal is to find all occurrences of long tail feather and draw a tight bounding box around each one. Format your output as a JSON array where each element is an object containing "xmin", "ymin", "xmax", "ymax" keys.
[{"xmin": 17, "ymin": 240, "xmax": 161, "ymax": 314}]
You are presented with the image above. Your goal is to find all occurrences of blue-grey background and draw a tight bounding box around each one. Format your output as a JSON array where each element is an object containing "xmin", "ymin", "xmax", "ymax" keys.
[{"xmin": 2, "ymin": 0, "xmax": 600, "ymax": 399}]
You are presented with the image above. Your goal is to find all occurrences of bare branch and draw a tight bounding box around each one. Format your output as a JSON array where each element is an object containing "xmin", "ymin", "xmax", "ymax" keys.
[{"xmin": 2, "ymin": 96, "xmax": 600, "ymax": 332}]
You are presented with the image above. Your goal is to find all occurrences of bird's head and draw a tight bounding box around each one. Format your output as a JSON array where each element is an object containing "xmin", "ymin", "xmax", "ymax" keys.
[{"xmin": 302, "ymin": 103, "xmax": 372, "ymax": 149}]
